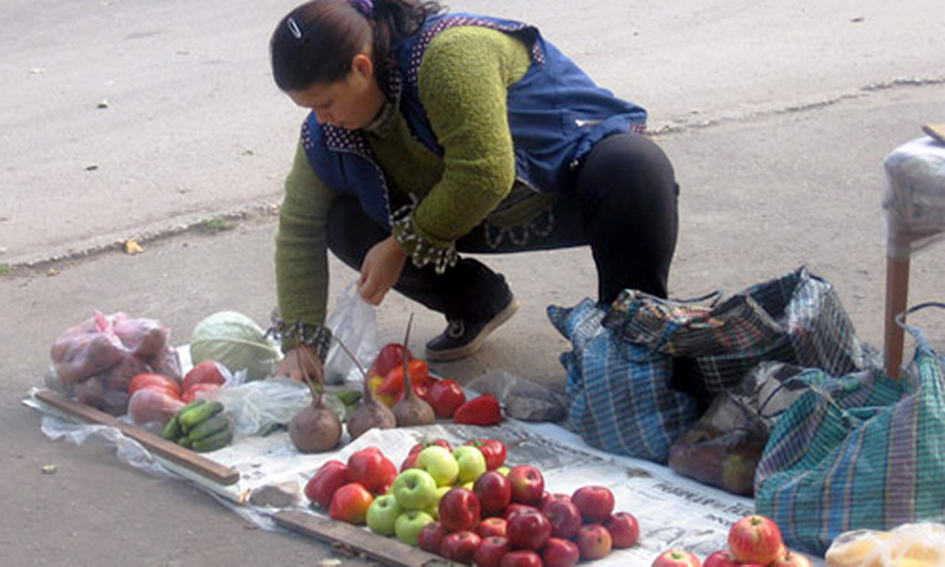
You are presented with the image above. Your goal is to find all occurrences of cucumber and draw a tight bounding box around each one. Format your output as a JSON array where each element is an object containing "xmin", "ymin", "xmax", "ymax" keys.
[
  {"xmin": 161, "ymin": 416, "xmax": 181, "ymax": 440},
  {"xmin": 186, "ymin": 415, "xmax": 230, "ymax": 443},
  {"xmin": 191, "ymin": 429, "xmax": 233, "ymax": 453},
  {"xmin": 179, "ymin": 400, "xmax": 224, "ymax": 432},
  {"xmin": 177, "ymin": 436, "xmax": 192, "ymax": 448},
  {"xmin": 335, "ymin": 390, "xmax": 362, "ymax": 406}
]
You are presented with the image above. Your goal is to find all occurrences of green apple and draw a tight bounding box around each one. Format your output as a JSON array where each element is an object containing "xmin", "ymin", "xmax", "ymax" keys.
[
  {"xmin": 452, "ymin": 445, "xmax": 487, "ymax": 484},
  {"xmin": 496, "ymin": 466, "xmax": 510, "ymax": 476},
  {"xmin": 417, "ymin": 446, "xmax": 459, "ymax": 487},
  {"xmin": 462, "ymin": 481, "xmax": 474, "ymax": 490},
  {"xmin": 395, "ymin": 510, "xmax": 434, "ymax": 546},
  {"xmin": 391, "ymin": 468, "xmax": 438, "ymax": 511},
  {"xmin": 366, "ymin": 494, "xmax": 402, "ymax": 536},
  {"xmin": 426, "ymin": 486, "xmax": 450, "ymax": 520}
]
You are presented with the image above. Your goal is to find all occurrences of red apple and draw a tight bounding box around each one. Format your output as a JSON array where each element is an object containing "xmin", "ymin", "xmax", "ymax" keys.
[
  {"xmin": 417, "ymin": 521, "xmax": 448, "ymax": 554},
  {"xmin": 542, "ymin": 537, "xmax": 581, "ymax": 567},
  {"xmin": 571, "ymin": 485, "xmax": 615, "ymax": 524},
  {"xmin": 474, "ymin": 536, "xmax": 512, "ymax": 567},
  {"xmin": 328, "ymin": 482, "xmax": 373, "ymax": 525},
  {"xmin": 727, "ymin": 515, "xmax": 784, "ymax": 565},
  {"xmin": 346, "ymin": 447, "xmax": 397, "ymax": 495},
  {"xmin": 500, "ymin": 550, "xmax": 543, "ymax": 567},
  {"xmin": 604, "ymin": 512, "xmax": 640, "ymax": 548},
  {"xmin": 400, "ymin": 451, "xmax": 419, "ymax": 472},
  {"xmin": 304, "ymin": 460, "xmax": 348, "ymax": 509},
  {"xmin": 503, "ymin": 503, "xmax": 539, "ymax": 521},
  {"xmin": 576, "ymin": 523, "xmax": 613, "ymax": 560},
  {"xmin": 477, "ymin": 517, "xmax": 508, "ymax": 538},
  {"xmin": 542, "ymin": 498, "xmax": 582, "ymax": 539},
  {"xmin": 439, "ymin": 487, "xmax": 481, "ymax": 533},
  {"xmin": 507, "ymin": 465, "xmax": 545, "ymax": 505},
  {"xmin": 474, "ymin": 470, "xmax": 513, "ymax": 517},
  {"xmin": 652, "ymin": 549, "xmax": 702, "ymax": 567},
  {"xmin": 440, "ymin": 531, "xmax": 481, "ymax": 563},
  {"xmin": 507, "ymin": 508, "xmax": 552, "ymax": 550},
  {"xmin": 770, "ymin": 551, "xmax": 815, "ymax": 567},
  {"xmin": 703, "ymin": 550, "xmax": 740, "ymax": 567}
]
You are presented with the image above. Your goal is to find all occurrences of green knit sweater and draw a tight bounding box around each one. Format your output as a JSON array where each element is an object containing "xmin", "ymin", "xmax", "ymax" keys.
[{"xmin": 275, "ymin": 26, "xmax": 555, "ymax": 338}]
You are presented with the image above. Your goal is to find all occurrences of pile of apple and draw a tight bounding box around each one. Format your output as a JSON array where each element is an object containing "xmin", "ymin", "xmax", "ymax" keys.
[
  {"xmin": 304, "ymin": 438, "xmax": 640, "ymax": 566},
  {"xmin": 652, "ymin": 515, "xmax": 813, "ymax": 567}
]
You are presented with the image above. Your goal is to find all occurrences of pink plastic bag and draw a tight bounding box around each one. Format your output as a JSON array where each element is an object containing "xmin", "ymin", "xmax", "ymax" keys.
[{"xmin": 49, "ymin": 312, "xmax": 181, "ymax": 416}]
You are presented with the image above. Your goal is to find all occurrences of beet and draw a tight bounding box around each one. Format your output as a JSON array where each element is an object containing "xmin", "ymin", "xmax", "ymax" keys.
[
  {"xmin": 392, "ymin": 315, "xmax": 435, "ymax": 427},
  {"xmin": 335, "ymin": 339, "xmax": 396, "ymax": 440},
  {"xmin": 288, "ymin": 347, "xmax": 342, "ymax": 453}
]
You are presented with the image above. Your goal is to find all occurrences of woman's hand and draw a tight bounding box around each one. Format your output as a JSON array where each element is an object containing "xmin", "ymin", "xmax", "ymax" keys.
[
  {"xmin": 273, "ymin": 345, "xmax": 324, "ymax": 383},
  {"xmin": 358, "ymin": 235, "xmax": 407, "ymax": 305}
]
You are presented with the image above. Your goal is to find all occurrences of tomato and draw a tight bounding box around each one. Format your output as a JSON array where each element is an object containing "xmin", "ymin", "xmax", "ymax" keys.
[
  {"xmin": 424, "ymin": 379, "xmax": 466, "ymax": 418},
  {"xmin": 181, "ymin": 360, "xmax": 227, "ymax": 393},
  {"xmin": 181, "ymin": 382, "xmax": 221, "ymax": 403},
  {"xmin": 465, "ymin": 439, "xmax": 507, "ymax": 470},
  {"xmin": 128, "ymin": 373, "xmax": 180, "ymax": 396}
]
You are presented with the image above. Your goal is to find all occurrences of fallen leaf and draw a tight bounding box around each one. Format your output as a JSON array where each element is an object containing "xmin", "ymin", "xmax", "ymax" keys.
[
  {"xmin": 124, "ymin": 240, "xmax": 145, "ymax": 255},
  {"xmin": 46, "ymin": 268, "xmax": 60, "ymax": 277},
  {"xmin": 42, "ymin": 464, "xmax": 57, "ymax": 474}
]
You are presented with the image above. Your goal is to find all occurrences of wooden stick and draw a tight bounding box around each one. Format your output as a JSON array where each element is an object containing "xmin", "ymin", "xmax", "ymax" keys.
[
  {"xmin": 34, "ymin": 389, "xmax": 240, "ymax": 485},
  {"xmin": 884, "ymin": 255, "xmax": 911, "ymax": 379},
  {"xmin": 274, "ymin": 510, "xmax": 445, "ymax": 567}
]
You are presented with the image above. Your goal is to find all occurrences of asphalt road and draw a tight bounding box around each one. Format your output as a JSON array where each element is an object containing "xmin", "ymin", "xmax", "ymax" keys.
[{"xmin": 2, "ymin": 1, "xmax": 943, "ymax": 565}]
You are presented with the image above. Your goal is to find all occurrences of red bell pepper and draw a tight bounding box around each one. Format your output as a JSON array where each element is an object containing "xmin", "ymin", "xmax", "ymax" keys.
[
  {"xmin": 424, "ymin": 379, "xmax": 466, "ymax": 418},
  {"xmin": 376, "ymin": 359, "xmax": 430, "ymax": 395},
  {"xmin": 453, "ymin": 395, "xmax": 502, "ymax": 426},
  {"xmin": 369, "ymin": 343, "xmax": 412, "ymax": 378}
]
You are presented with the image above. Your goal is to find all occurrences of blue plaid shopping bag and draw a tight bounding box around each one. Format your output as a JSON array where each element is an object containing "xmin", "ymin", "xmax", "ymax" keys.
[
  {"xmin": 755, "ymin": 303, "xmax": 945, "ymax": 555},
  {"xmin": 603, "ymin": 267, "xmax": 872, "ymax": 395},
  {"xmin": 549, "ymin": 298, "xmax": 700, "ymax": 464}
]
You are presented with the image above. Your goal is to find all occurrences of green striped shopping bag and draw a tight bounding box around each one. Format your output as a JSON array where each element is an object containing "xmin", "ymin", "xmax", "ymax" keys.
[{"xmin": 755, "ymin": 303, "xmax": 945, "ymax": 556}]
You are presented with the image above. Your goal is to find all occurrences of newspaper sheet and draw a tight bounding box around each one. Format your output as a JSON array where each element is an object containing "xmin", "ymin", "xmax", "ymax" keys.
[{"xmin": 29, "ymin": 385, "xmax": 827, "ymax": 566}]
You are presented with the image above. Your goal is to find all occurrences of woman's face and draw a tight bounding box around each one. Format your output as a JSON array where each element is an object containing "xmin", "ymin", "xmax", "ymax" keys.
[{"xmin": 287, "ymin": 53, "xmax": 385, "ymax": 130}]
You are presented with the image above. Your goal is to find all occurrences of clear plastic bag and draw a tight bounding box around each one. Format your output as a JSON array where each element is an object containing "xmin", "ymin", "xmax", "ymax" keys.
[
  {"xmin": 882, "ymin": 136, "xmax": 945, "ymax": 260},
  {"xmin": 825, "ymin": 522, "xmax": 945, "ymax": 567},
  {"xmin": 323, "ymin": 281, "xmax": 379, "ymax": 385},
  {"xmin": 466, "ymin": 370, "xmax": 569, "ymax": 422},
  {"xmin": 206, "ymin": 377, "xmax": 345, "ymax": 440}
]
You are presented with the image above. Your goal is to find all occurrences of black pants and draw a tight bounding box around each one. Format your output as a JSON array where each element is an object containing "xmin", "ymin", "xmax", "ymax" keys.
[{"xmin": 327, "ymin": 132, "xmax": 679, "ymax": 321}]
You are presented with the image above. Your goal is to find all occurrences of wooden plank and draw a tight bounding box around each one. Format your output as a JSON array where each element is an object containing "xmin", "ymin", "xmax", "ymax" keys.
[
  {"xmin": 883, "ymin": 256, "xmax": 910, "ymax": 379},
  {"xmin": 34, "ymin": 389, "xmax": 240, "ymax": 486},
  {"xmin": 923, "ymin": 123, "xmax": 945, "ymax": 145},
  {"xmin": 274, "ymin": 510, "xmax": 453, "ymax": 567}
]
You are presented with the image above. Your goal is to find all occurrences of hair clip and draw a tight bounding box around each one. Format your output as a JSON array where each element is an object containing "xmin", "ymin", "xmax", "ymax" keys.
[{"xmin": 287, "ymin": 16, "xmax": 303, "ymax": 39}]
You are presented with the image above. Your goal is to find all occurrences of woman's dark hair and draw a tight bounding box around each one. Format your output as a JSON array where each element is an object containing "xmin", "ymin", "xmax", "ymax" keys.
[{"xmin": 270, "ymin": 0, "xmax": 445, "ymax": 93}]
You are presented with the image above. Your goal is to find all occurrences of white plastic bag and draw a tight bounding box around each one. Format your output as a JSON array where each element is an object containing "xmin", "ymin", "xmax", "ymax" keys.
[{"xmin": 323, "ymin": 281, "xmax": 379, "ymax": 385}]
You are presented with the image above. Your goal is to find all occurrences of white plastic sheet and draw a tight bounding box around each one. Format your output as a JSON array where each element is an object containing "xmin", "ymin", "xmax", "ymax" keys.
[{"xmin": 882, "ymin": 136, "xmax": 945, "ymax": 260}]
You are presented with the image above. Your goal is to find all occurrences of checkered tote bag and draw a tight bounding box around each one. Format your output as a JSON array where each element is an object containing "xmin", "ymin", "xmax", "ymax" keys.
[
  {"xmin": 603, "ymin": 266, "xmax": 869, "ymax": 394},
  {"xmin": 549, "ymin": 298, "xmax": 700, "ymax": 464},
  {"xmin": 754, "ymin": 303, "xmax": 945, "ymax": 555}
]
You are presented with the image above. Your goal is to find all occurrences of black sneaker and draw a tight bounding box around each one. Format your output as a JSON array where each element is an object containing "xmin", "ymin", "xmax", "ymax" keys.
[{"xmin": 425, "ymin": 298, "xmax": 520, "ymax": 361}]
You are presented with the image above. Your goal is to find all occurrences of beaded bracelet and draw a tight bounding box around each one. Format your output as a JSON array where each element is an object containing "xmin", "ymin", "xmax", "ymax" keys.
[
  {"xmin": 390, "ymin": 203, "xmax": 459, "ymax": 275},
  {"xmin": 265, "ymin": 312, "xmax": 333, "ymax": 362}
]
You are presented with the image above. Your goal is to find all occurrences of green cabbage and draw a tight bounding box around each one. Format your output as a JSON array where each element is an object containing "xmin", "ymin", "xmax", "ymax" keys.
[{"xmin": 190, "ymin": 311, "xmax": 280, "ymax": 382}]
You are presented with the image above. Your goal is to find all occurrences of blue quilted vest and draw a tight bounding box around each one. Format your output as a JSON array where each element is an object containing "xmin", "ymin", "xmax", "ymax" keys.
[{"xmin": 301, "ymin": 13, "xmax": 647, "ymax": 229}]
